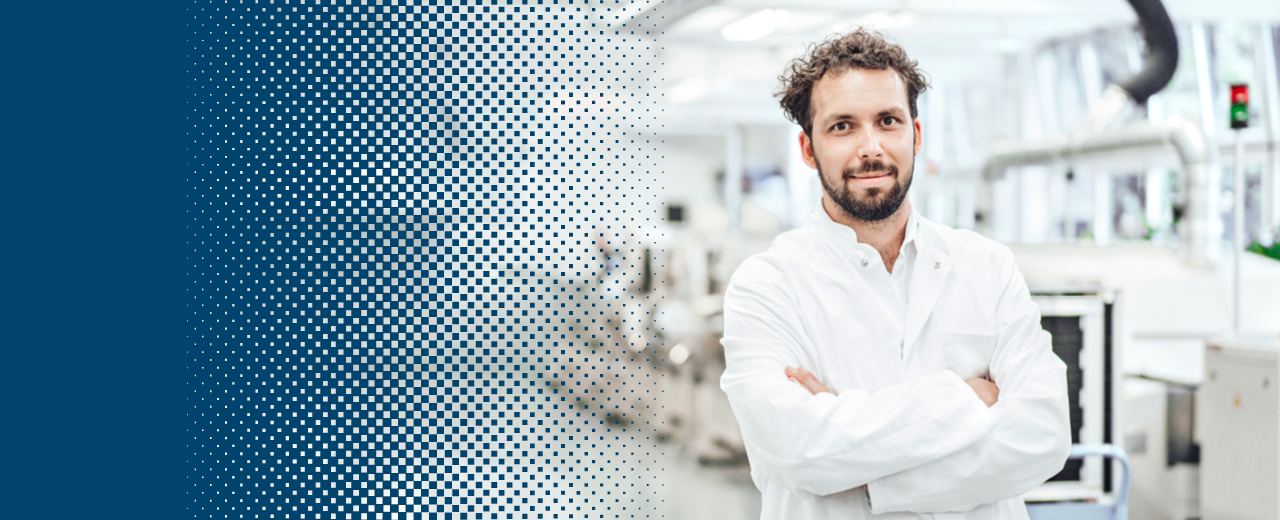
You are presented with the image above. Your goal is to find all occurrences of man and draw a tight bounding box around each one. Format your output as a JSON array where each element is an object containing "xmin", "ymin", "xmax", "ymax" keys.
[{"xmin": 719, "ymin": 29, "xmax": 1071, "ymax": 519}]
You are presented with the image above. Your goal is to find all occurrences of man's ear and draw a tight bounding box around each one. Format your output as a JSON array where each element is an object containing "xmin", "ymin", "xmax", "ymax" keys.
[
  {"xmin": 799, "ymin": 130, "xmax": 818, "ymax": 170},
  {"xmin": 913, "ymin": 118, "xmax": 923, "ymax": 156}
]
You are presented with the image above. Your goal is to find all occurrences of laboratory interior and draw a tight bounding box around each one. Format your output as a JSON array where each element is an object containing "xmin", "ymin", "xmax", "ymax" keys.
[{"xmin": 563, "ymin": 0, "xmax": 1280, "ymax": 518}]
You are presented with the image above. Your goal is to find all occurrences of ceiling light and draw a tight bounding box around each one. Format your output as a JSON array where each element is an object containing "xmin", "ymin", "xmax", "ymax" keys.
[
  {"xmin": 670, "ymin": 5, "xmax": 746, "ymax": 35},
  {"xmin": 839, "ymin": 10, "xmax": 916, "ymax": 33},
  {"xmin": 980, "ymin": 37, "xmax": 1025, "ymax": 53},
  {"xmin": 670, "ymin": 344, "xmax": 690, "ymax": 365},
  {"xmin": 667, "ymin": 76, "xmax": 712, "ymax": 104},
  {"xmin": 721, "ymin": 9, "xmax": 789, "ymax": 41}
]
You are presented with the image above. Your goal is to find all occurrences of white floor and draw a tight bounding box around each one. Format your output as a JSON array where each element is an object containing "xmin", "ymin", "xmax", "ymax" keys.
[
  {"xmin": 528, "ymin": 352, "xmax": 762, "ymax": 520},
  {"xmin": 559, "ymin": 429, "xmax": 762, "ymax": 520},
  {"xmin": 656, "ymin": 447, "xmax": 761, "ymax": 520}
]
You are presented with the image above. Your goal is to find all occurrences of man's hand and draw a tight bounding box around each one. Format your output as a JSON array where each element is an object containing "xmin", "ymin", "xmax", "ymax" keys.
[
  {"xmin": 965, "ymin": 377, "xmax": 999, "ymax": 408},
  {"xmin": 785, "ymin": 366, "xmax": 831, "ymax": 395},
  {"xmin": 788, "ymin": 366, "xmax": 999, "ymax": 408}
]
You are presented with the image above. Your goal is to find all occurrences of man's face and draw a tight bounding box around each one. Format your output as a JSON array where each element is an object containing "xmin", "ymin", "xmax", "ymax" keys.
[{"xmin": 799, "ymin": 67, "xmax": 922, "ymax": 222}]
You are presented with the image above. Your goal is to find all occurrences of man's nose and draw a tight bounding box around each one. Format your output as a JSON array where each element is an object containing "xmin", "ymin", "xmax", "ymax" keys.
[{"xmin": 855, "ymin": 129, "xmax": 884, "ymax": 159}]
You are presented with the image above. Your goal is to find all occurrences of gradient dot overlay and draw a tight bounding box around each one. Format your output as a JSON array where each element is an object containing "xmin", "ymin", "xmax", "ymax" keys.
[{"xmin": 190, "ymin": 1, "xmax": 674, "ymax": 518}]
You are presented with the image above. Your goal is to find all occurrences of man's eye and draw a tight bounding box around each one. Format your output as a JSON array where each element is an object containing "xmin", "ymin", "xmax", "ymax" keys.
[
  {"xmin": 882, "ymin": 116, "xmax": 898, "ymax": 125},
  {"xmin": 833, "ymin": 122, "xmax": 848, "ymax": 131}
]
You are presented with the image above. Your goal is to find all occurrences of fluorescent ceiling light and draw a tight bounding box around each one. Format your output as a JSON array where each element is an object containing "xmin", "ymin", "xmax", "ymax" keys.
[
  {"xmin": 721, "ymin": 9, "xmax": 789, "ymax": 41},
  {"xmin": 836, "ymin": 10, "xmax": 916, "ymax": 33},
  {"xmin": 667, "ymin": 76, "xmax": 713, "ymax": 104},
  {"xmin": 776, "ymin": 10, "xmax": 838, "ymax": 34},
  {"xmin": 608, "ymin": 2, "xmax": 653, "ymax": 28},
  {"xmin": 670, "ymin": 344, "xmax": 690, "ymax": 365},
  {"xmin": 670, "ymin": 5, "xmax": 746, "ymax": 34},
  {"xmin": 980, "ymin": 37, "xmax": 1025, "ymax": 53}
]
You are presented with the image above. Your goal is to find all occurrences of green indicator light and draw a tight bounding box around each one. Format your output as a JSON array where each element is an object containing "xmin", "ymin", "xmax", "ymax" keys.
[{"xmin": 1230, "ymin": 105, "xmax": 1249, "ymax": 128}]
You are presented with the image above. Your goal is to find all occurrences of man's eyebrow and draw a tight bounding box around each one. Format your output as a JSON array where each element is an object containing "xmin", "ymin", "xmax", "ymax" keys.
[{"xmin": 820, "ymin": 108, "xmax": 906, "ymax": 123}]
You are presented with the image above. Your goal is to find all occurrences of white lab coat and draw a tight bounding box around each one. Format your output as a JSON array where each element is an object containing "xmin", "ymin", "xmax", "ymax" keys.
[{"xmin": 720, "ymin": 208, "xmax": 1071, "ymax": 519}]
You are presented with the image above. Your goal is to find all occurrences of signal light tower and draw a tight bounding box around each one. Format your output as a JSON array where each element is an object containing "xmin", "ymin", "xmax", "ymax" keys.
[
  {"xmin": 1229, "ymin": 84, "xmax": 1247, "ymax": 334},
  {"xmin": 1230, "ymin": 84, "xmax": 1249, "ymax": 129}
]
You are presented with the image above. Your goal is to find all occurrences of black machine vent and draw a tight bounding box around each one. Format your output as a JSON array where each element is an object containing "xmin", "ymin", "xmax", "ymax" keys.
[
  {"xmin": 1044, "ymin": 316, "xmax": 1085, "ymax": 482},
  {"xmin": 1041, "ymin": 303, "xmax": 1115, "ymax": 491}
]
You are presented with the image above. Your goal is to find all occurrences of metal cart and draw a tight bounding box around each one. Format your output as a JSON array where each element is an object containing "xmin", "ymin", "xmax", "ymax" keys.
[{"xmin": 1026, "ymin": 444, "xmax": 1131, "ymax": 520}]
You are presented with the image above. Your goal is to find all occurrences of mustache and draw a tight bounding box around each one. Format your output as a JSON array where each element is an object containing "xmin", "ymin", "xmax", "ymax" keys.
[{"xmin": 843, "ymin": 160, "xmax": 898, "ymax": 177}]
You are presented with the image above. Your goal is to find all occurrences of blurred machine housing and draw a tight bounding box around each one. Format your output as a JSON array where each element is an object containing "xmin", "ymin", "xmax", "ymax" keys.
[{"xmin": 1198, "ymin": 339, "xmax": 1279, "ymax": 520}]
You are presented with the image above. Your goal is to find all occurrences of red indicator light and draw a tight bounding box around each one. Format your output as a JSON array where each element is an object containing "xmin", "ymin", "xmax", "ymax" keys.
[{"xmin": 1230, "ymin": 84, "xmax": 1249, "ymax": 105}]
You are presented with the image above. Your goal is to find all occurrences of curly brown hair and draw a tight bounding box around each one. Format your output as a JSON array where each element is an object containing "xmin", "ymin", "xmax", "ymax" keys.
[{"xmin": 777, "ymin": 29, "xmax": 930, "ymax": 135}]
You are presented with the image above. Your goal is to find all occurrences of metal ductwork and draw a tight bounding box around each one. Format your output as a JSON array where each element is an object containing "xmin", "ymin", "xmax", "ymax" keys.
[
  {"xmin": 1117, "ymin": 0, "xmax": 1179, "ymax": 104},
  {"xmin": 1074, "ymin": 0, "xmax": 1179, "ymax": 136},
  {"xmin": 984, "ymin": 0, "xmax": 1219, "ymax": 267}
]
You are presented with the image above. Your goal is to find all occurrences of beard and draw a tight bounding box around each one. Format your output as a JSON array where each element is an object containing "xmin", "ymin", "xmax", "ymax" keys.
[{"xmin": 817, "ymin": 154, "xmax": 914, "ymax": 223}]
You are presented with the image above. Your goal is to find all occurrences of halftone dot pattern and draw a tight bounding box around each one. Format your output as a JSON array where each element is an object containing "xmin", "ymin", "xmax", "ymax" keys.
[{"xmin": 190, "ymin": 1, "xmax": 678, "ymax": 519}]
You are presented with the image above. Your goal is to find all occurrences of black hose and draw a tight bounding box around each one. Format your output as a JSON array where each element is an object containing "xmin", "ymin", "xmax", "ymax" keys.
[{"xmin": 1117, "ymin": 0, "xmax": 1179, "ymax": 104}]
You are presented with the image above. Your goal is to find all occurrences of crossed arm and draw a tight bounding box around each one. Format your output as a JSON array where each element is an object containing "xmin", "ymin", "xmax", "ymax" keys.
[
  {"xmin": 856, "ymin": 250, "xmax": 1072, "ymax": 514},
  {"xmin": 786, "ymin": 366, "xmax": 1001, "ymax": 408}
]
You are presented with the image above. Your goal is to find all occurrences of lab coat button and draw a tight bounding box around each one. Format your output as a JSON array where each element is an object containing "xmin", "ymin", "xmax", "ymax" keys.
[
  {"xmin": 934, "ymin": 261, "xmax": 941, "ymax": 269},
  {"xmin": 860, "ymin": 259, "xmax": 869, "ymax": 268}
]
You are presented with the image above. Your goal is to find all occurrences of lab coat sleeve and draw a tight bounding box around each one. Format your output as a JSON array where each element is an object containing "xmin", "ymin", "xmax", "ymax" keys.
[
  {"xmin": 865, "ymin": 246, "xmax": 1072, "ymax": 514},
  {"xmin": 720, "ymin": 258, "xmax": 997, "ymax": 498}
]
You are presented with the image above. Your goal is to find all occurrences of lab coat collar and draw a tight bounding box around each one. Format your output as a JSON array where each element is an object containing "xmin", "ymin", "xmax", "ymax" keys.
[
  {"xmin": 807, "ymin": 203, "xmax": 947, "ymax": 259},
  {"xmin": 808, "ymin": 204, "xmax": 954, "ymax": 358}
]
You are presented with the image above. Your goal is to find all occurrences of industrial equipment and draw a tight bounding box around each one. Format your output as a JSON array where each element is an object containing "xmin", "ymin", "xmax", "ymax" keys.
[
  {"xmin": 1025, "ymin": 290, "xmax": 1126, "ymax": 505},
  {"xmin": 1198, "ymin": 338, "xmax": 1280, "ymax": 519}
]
